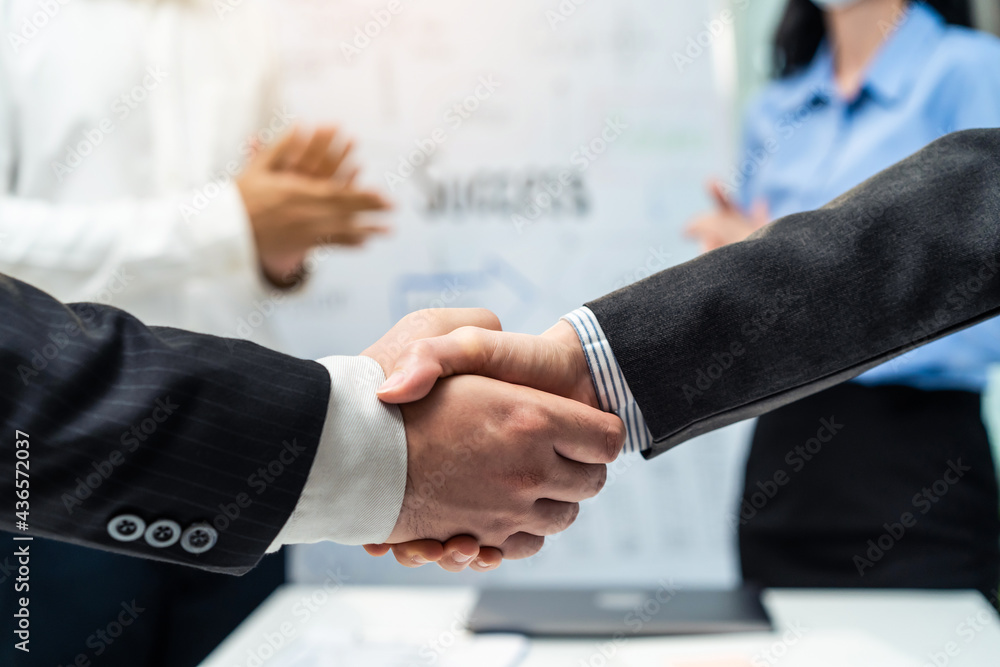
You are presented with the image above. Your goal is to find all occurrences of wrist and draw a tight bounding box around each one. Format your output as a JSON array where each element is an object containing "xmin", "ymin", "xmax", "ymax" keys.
[
  {"xmin": 542, "ymin": 319, "xmax": 600, "ymax": 409},
  {"xmin": 259, "ymin": 257, "xmax": 307, "ymax": 289}
]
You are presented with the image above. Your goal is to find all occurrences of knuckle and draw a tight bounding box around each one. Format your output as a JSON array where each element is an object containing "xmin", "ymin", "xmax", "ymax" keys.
[
  {"xmin": 510, "ymin": 403, "xmax": 549, "ymax": 439},
  {"xmin": 452, "ymin": 325, "xmax": 485, "ymax": 347},
  {"xmin": 401, "ymin": 338, "xmax": 435, "ymax": 363},
  {"xmin": 401, "ymin": 311, "xmax": 425, "ymax": 327},
  {"xmin": 405, "ymin": 337, "xmax": 432, "ymax": 355},
  {"xmin": 516, "ymin": 534, "xmax": 545, "ymax": 558},
  {"xmin": 502, "ymin": 466, "xmax": 547, "ymax": 495},
  {"xmin": 422, "ymin": 308, "xmax": 450, "ymax": 322},
  {"xmin": 485, "ymin": 513, "xmax": 518, "ymax": 542},
  {"xmin": 450, "ymin": 326, "xmax": 495, "ymax": 366},
  {"xmin": 472, "ymin": 308, "xmax": 502, "ymax": 331}
]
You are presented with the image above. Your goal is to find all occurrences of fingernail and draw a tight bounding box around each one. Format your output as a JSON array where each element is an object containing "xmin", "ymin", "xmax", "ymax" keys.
[
  {"xmin": 377, "ymin": 372, "xmax": 405, "ymax": 394},
  {"xmin": 452, "ymin": 552, "xmax": 473, "ymax": 564},
  {"xmin": 412, "ymin": 556, "xmax": 429, "ymax": 565},
  {"xmin": 475, "ymin": 559, "xmax": 490, "ymax": 569}
]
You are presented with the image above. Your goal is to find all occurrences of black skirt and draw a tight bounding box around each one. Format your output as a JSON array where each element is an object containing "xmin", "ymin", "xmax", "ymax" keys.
[{"xmin": 739, "ymin": 382, "xmax": 1000, "ymax": 601}]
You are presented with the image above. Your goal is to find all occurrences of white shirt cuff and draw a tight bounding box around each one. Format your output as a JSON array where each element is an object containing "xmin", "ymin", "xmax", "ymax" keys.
[
  {"xmin": 563, "ymin": 307, "xmax": 654, "ymax": 454},
  {"xmin": 267, "ymin": 356, "xmax": 408, "ymax": 551},
  {"xmin": 187, "ymin": 181, "xmax": 260, "ymax": 277}
]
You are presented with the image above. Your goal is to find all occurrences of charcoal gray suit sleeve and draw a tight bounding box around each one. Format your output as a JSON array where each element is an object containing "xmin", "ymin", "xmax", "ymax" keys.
[
  {"xmin": 0, "ymin": 274, "xmax": 331, "ymax": 575},
  {"xmin": 586, "ymin": 129, "xmax": 1000, "ymax": 459}
]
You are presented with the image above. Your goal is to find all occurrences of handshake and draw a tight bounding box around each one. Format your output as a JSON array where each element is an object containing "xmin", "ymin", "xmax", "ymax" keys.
[{"xmin": 358, "ymin": 308, "xmax": 626, "ymax": 574}]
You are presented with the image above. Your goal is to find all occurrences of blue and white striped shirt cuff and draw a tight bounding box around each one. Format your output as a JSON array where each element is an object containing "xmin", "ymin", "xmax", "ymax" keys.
[{"xmin": 562, "ymin": 307, "xmax": 654, "ymax": 454}]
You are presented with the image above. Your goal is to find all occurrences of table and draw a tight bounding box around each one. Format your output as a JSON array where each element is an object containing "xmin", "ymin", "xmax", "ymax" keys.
[{"xmin": 201, "ymin": 586, "xmax": 1000, "ymax": 666}]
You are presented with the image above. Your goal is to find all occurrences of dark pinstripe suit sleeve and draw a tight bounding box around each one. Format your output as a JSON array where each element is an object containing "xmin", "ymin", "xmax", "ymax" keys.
[
  {"xmin": 0, "ymin": 275, "xmax": 330, "ymax": 574},
  {"xmin": 587, "ymin": 129, "xmax": 1000, "ymax": 459}
]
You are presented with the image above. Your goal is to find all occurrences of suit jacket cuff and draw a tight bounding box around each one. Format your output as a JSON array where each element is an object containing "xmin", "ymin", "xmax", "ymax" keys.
[
  {"xmin": 563, "ymin": 307, "xmax": 653, "ymax": 454},
  {"xmin": 268, "ymin": 356, "xmax": 407, "ymax": 550}
]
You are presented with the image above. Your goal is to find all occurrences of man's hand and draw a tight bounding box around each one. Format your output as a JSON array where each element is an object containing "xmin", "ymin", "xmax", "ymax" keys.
[
  {"xmin": 359, "ymin": 312, "xmax": 622, "ymax": 572},
  {"xmin": 364, "ymin": 317, "xmax": 609, "ymax": 572},
  {"xmin": 377, "ymin": 319, "xmax": 597, "ymax": 408},
  {"xmin": 236, "ymin": 126, "xmax": 392, "ymax": 286},
  {"xmin": 392, "ymin": 374, "xmax": 618, "ymax": 540}
]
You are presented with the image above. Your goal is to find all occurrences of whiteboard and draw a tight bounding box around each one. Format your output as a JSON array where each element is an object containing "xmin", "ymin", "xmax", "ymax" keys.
[{"xmin": 264, "ymin": 0, "xmax": 751, "ymax": 588}]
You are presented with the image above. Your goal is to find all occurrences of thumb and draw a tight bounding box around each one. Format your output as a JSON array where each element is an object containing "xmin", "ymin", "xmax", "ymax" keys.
[
  {"xmin": 377, "ymin": 328, "xmax": 576, "ymax": 404},
  {"xmin": 363, "ymin": 308, "xmax": 502, "ymax": 395}
]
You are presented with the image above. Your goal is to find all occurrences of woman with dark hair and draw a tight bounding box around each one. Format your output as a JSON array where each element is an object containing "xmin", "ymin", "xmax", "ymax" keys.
[{"xmin": 687, "ymin": 0, "xmax": 1000, "ymax": 599}]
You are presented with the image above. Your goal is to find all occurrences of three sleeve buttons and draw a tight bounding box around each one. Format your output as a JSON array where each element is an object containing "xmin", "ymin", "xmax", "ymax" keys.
[{"xmin": 107, "ymin": 514, "xmax": 217, "ymax": 555}]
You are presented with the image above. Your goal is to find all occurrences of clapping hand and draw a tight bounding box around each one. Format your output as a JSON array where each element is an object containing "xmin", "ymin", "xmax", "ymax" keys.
[
  {"xmin": 237, "ymin": 125, "xmax": 392, "ymax": 286},
  {"xmin": 685, "ymin": 179, "xmax": 769, "ymax": 253}
]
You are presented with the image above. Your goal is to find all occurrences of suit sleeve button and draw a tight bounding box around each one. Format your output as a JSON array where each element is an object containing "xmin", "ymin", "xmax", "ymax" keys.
[
  {"xmin": 107, "ymin": 514, "xmax": 146, "ymax": 542},
  {"xmin": 180, "ymin": 523, "xmax": 218, "ymax": 554},
  {"xmin": 144, "ymin": 519, "xmax": 182, "ymax": 548}
]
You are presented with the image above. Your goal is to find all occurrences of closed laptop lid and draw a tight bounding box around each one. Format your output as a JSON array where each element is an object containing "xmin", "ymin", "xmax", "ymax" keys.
[{"xmin": 468, "ymin": 588, "xmax": 772, "ymax": 638}]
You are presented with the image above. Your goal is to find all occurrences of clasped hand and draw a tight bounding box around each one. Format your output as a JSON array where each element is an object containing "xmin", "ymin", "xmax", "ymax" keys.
[{"xmin": 360, "ymin": 309, "xmax": 625, "ymax": 573}]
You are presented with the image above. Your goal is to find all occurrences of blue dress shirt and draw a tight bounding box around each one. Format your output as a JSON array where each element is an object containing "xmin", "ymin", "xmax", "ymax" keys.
[{"xmin": 731, "ymin": 2, "xmax": 1000, "ymax": 393}]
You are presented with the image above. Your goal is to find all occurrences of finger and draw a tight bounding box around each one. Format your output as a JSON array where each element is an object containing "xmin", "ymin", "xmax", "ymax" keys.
[
  {"xmin": 302, "ymin": 183, "xmax": 393, "ymax": 212},
  {"xmin": 293, "ymin": 127, "xmax": 337, "ymax": 176},
  {"xmin": 471, "ymin": 547, "xmax": 503, "ymax": 572},
  {"xmin": 363, "ymin": 309, "xmax": 504, "ymax": 392},
  {"xmin": 541, "ymin": 457, "xmax": 608, "ymax": 503},
  {"xmin": 434, "ymin": 535, "xmax": 481, "ymax": 573},
  {"xmin": 470, "ymin": 547, "xmax": 504, "ymax": 571},
  {"xmin": 316, "ymin": 225, "xmax": 392, "ymax": 247},
  {"xmin": 378, "ymin": 328, "xmax": 577, "ymax": 404},
  {"xmin": 494, "ymin": 533, "xmax": 544, "ymax": 561},
  {"xmin": 522, "ymin": 499, "xmax": 580, "ymax": 537},
  {"xmin": 343, "ymin": 167, "xmax": 360, "ymax": 186},
  {"xmin": 708, "ymin": 179, "xmax": 735, "ymax": 212},
  {"xmin": 261, "ymin": 127, "xmax": 304, "ymax": 171},
  {"xmin": 363, "ymin": 543, "xmax": 391, "ymax": 557},
  {"xmin": 389, "ymin": 540, "xmax": 445, "ymax": 567},
  {"xmin": 684, "ymin": 216, "xmax": 711, "ymax": 239},
  {"xmin": 313, "ymin": 221, "xmax": 392, "ymax": 239},
  {"xmin": 470, "ymin": 546, "xmax": 504, "ymax": 571},
  {"xmin": 330, "ymin": 189, "xmax": 393, "ymax": 212},
  {"xmin": 546, "ymin": 394, "xmax": 626, "ymax": 465},
  {"xmin": 323, "ymin": 139, "xmax": 355, "ymax": 181}
]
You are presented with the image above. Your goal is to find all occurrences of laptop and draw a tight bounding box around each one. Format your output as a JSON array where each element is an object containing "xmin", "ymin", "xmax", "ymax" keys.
[{"xmin": 468, "ymin": 587, "xmax": 772, "ymax": 638}]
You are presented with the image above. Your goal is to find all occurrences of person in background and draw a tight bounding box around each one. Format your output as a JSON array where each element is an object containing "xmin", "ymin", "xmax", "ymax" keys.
[
  {"xmin": 686, "ymin": 0, "xmax": 1000, "ymax": 600},
  {"xmin": 0, "ymin": 1, "xmax": 390, "ymax": 665}
]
